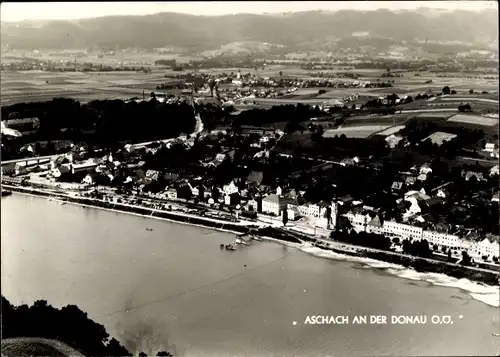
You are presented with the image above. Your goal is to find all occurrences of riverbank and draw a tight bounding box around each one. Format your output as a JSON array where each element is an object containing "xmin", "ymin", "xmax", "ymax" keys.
[
  {"xmin": 3, "ymin": 184, "xmax": 499, "ymax": 291},
  {"xmin": 2, "ymin": 184, "xmax": 304, "ymax": 248}
]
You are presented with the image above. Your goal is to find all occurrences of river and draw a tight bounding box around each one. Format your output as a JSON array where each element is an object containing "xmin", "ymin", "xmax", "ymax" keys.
[{"xmin": 1, "ymin": 194, "xmax": 499, "ymax": 356}]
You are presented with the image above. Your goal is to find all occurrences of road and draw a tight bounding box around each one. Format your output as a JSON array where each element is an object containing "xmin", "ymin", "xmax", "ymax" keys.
[{"xmin": 1, "ymin": 154, "xmax": 58, "ymax": 166}]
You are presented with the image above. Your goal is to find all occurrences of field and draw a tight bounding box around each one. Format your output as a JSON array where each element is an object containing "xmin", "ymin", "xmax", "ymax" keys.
[
  {"xmin": 323, "ymin": 125, "xmax": 390, "ymax": 139},
  {"xmin": 447, "ymin": 114, "xmax": 498, "ymax": 126},
  {"xmin": 1, "ymin": 55, "xmax": 498, "ymax": 117},
  {"xmin": 422, "ymin": 132, "xmax": 458, "ymax": 146},
  {"xmin": 376, "ymin": 125, "xmax": 406, "ymax": 136}
]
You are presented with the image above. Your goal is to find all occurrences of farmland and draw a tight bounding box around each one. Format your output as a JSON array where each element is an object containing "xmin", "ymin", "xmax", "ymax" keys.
[
  {"xmin": 323, "ymin": 125, "xmax": 391, "ymax": 139},
  {"xmin": 447, "ymin": 114, "xmax": 499, "ymax": 126}
]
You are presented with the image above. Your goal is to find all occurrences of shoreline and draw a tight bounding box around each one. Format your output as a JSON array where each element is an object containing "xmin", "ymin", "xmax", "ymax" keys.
[
  {"xmin": 2, "ymin": 185, "xmax": 303, "ymax": 250},
  {"xmin": 3, "ymin": 184, "xmax": 499, "ymax": 307}
]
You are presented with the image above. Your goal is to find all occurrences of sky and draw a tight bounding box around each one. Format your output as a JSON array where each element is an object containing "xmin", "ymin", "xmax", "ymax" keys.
[{"xmin": 1, "ymin": 1, "xmax": 496, "ymax": 22}]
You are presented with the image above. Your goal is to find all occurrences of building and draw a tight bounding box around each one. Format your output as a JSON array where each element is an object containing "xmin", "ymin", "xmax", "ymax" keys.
[
  {"xmin": 366, "ymin": 215, "xmax": 384, "ymax": 234},
  {"xmin": 382, "ymin": 221, "xmax": 423, "ymax": 241},
  {"xmin": 72, "ymin": 162, "xmax": 99, "ymax": 175},
  {"xmin": 343, "ymin": 212, "xmax": 371, "ymax": 231},
  {"xmin": 52, "ymin": 164, "xmax": 71, "ymax": 179},
  {"xmin": 472, "ymin": 237, "xmax": 499, "ymax": 258},
  {"xmin": 223, "ymin": 181, "xmax": 239, "ymax": 196},
  {"xmin": 419, "ymin": 163, "xmax": 433, "ymax": 175},
  {"xmin": 484, "ymin": 143, "xmax": 496, "ymax": 152},
  {"xmin": 144, "ymin": 170, "xmax": 160, "ymax": 183},
  {"xmin": 422, "ymin": 230, "xmax": 462, "ymax": 249},
  {"xmin": 166, "ymin": 188, "xmax": 178, "ymax": 199},
  {"xmin": 262, "ymin": 194, "xmax": 286, "ymax": 216},
  {"xmin": 2, "ymin": 117, "xmax": 40, "ymax": 132},
  {"xmin": 247, "ymin": 198, "xmax": 262, "ymax": 212},
  {"xmin": 490, "ymin": 165, "xmax": 499, "ymax": 176}
]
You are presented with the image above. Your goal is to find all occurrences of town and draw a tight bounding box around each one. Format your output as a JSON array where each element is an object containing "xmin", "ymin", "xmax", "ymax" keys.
[{"xmin": 2, "ymin": 73, "xmax": 499, "ymax": 270}]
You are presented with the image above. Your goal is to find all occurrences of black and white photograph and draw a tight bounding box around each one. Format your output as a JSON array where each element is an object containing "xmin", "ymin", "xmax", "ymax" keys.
[{"xmin": 1, "ymin": 1, "xmax": 499, "ymax": 356}]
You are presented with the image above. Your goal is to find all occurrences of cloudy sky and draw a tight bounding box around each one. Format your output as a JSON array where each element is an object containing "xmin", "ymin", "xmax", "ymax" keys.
[{"xmin": 1, "ymin": 1, "xmax": 496, "ymax": 22}]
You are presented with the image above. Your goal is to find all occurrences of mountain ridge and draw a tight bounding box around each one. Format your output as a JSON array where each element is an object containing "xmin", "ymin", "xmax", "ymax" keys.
[{"xmin": 1, "ymin": 9, "xmax": 497, "ymax": 52}]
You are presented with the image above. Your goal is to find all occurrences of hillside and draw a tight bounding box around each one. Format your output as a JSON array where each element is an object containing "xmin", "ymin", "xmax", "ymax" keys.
[
  {"xmin": 1, "ymin": 338, "xmax": 86, "ymax": 357},
  {"xmin": 1, "ymin": 9, "xmax": 497, "ymax": 52}
]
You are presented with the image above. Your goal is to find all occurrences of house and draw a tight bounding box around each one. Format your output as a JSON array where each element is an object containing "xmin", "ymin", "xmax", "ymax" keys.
[
  {"xmin": 492, "ymin": 193, "xmax": 499, "ymax": 203},
  {"xmin": 82, "ymin": 172, "xmax": 102, "ymax": 185},
  {"xmin": 340, "ymin": 158, "xmax": 357, "ymax": 167},
  {"xmin": 484, "ymin": 143, "xmax": 496, "ymax": 152},
  {"xmin": 436, "ymin": 188, "xmax": 449, "ymax": 199},
  {"xmin": 72, "ymin": 162, "xmax": 99, "ymax": 175},
  {"xmin": 405, "ymin": 176, "xmax": 417, "ymax": 186},
  {"xmin": 144, "ymin": 170, "xmax": 160, "ymax": 183},
  {"xmin": 417, "ymin": 173, "xmax": 428, "ymax": 181},
  {"xmin": 52, "ymin": 165, "xmax": 71, "ymax": 179},
  {"xmin": 223, "ymin": 180, "xmax": 239, "ymax": 195},
  {"xmin": 343, "ymin": 211, "xmax": 371, "ymax": 231},
  {"xmin": 215, "ymin": 153, "xmax": 227, "ymax": 163},
  {"xmin": 246, "ymin": 198, "xmax": 262, "ymax": 212},
  {"xmin": 419, "ymin": 163, "xmax": 432, "ymax": 175},
  {"xmin": 490, "ymin": 165, "xmax": 499, "ymax": 176},
  {"xmin": 166, "ymin": 187, "xmax": 178, "ymax": 199},
  {"xmin": 464, "ymin": 171, "xmax": 485, "ymax": 181},
  {"xmin": 490, "ymin": 148, "xmax": 499, "ymax": 159},
  {"xmin": 472, "ymin": 237, "xmax": 499, "ymax": 258},
  {"xmin": 422, "ymin": 230, "xmax": 462, "ymax": 249},
  {"xmin": 298, "ymin": 203, "xmax": 323, "ymax": 218},
  {"xmin": 382, "ymin": 220, "xmax": 424, "ymax": 241},
  {"xmin": 391, "ymin": 181, "xmax": 403, "ymax": 192},
  {"xmin": 366, "ymin": 215, "xmax": 384, "ymax": 234},
  {"xmin": 246, "ymin": 171, "xmax": 264, "ymax": 186},
  {"xmin": 262, "ymin": 194, "xmax": 286, "ymax": 216}
]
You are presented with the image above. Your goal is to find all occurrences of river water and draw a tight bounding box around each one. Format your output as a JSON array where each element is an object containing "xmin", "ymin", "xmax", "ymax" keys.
[{"xmin": 1, "ymin": 194, "xmax": 499, "ymax": 356}]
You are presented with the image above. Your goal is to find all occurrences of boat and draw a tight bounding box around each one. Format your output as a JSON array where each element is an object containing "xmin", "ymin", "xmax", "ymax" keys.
[
  {"xmin": 1, "ymin": 190, "xmax": 12, "ymax": 197},
  {"xmin": 235, "ymin": 238, "xmax": 249, "ymax": 246},
  {"xmin": 145, "ymin": 228, "xmax": 153, "ymax": 231}
]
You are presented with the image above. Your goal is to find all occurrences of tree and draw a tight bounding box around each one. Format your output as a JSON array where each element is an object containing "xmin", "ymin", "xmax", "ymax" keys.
[
  {"xmin": 392, "ymin": 237, "xmax": 400, "ymax": 245},
  {"xmin": 442, "ymin": 86, "xmax": 451, "ymax": 95},
  {"xmin": 282, "ymin": 209, "xmax": 288, "ymax": 226},
  {"xmin": 469, "ymin": 89, "xmax": 474, "ymax": 94},
  {"xmin": 460, "ymin": 251, "xmax": 472, "ymax": 266}
]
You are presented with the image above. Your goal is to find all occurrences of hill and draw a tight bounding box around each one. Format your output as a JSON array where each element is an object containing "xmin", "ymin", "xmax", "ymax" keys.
[
  {"xmin": 1, "ymin": 338, "xmax": 86, "ymax": 357},
  {"xmin": 1, "ymin": 9, "xmax": 497, "ymax": 52}
]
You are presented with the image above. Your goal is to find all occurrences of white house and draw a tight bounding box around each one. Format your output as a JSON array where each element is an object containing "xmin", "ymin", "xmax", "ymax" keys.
[
  {"xmin": 419, "ymin": 163, "xmax": 432, "ymax": 175},
  {"xmin": 166, "ymin": 188, "xmax": 178, "ymax": 199},
  {"xmin": 298, "ymin": 203, "xmax": 323, "ymax": 218},
  {"xmin": 343, "ymin": 212, "xmax": 371, "ymax": 231},
  {"xmin": 223, "ymin": 181, "xmax": 239, "ymax": 196},
  {"xmin": 484, "ymin": 143, "xmax": 496, "ymax": 152},
  {"xmin": 262, "ymin": 194, "xmax": 286, "ymax": 216},
  {"xmin": 490, "ymin": 165, "xmax": 499, "ymax": 176},
  {"xmin": 382, "ymin": 221, "xmax": 423, "ymax": 241},
  {"xmin": 472, "ymin": 238, "xmax": 499, "ymax": 258},
  {"xmin": 422, "ymin": 230, "xmax": 461, "ymax": 249}
]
